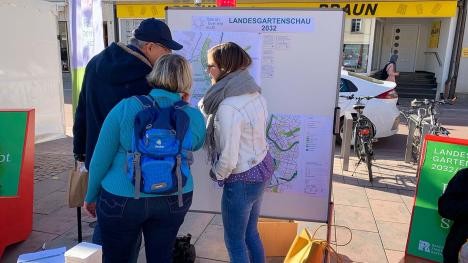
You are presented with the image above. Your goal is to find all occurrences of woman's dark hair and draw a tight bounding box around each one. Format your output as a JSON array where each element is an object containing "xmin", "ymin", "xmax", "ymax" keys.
[{"xmin": 208, "ymin": 42, "xmax": 252, "ymax": 81}]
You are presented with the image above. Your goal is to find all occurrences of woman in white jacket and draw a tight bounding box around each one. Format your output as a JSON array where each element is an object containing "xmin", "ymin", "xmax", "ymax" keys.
[{"xmin": 199, "ymin": 42, "xmax": 274, "ymax": 263}]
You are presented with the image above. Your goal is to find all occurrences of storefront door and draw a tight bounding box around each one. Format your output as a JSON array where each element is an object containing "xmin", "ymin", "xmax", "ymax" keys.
[{"xmin": 391, "ymin": 24, "xmax": 419, "ymax": 72}]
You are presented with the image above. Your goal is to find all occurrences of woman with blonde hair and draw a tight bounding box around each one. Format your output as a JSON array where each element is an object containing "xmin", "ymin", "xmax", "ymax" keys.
[
  {"xmin": 83, "ymin": 54, "xmax": 206, "ymax": 263},
  {"xmin": 200, "ymin": 42, "xmax": 274, "ymax": 263}
]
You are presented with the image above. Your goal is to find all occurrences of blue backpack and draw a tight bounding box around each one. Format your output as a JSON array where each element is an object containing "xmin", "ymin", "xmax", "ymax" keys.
[{"xmin": 127, "ymin": 95, "xmax": 190, "ymax": 207}]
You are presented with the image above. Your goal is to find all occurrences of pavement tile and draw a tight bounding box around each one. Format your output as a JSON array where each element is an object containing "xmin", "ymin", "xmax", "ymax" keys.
[
  {"xmin": 369, "ymin": 199, "xmax": 411, "ymax": 224},
  {"xmin": 332, "ymin": 173, "xmax": 345, "ymax": 183},
  {"xmin": 33, "ymin": 191, "xmax": 67, "ymax": 215},
  {"xmin": 34, "ymin": 178, "xmax": 67, "ymax": 201},
  {"xmin": 366, "ymin": 187, "xmax": 401, "ymax": 202},
  {"xmin": 332, "ymin": 183, "xmax": 369, "ymax": 208},
  {"xmin": 385, "ymin": 249, "xmax": 405, "ymax": 263},
  {"xmin": 376, "ymin": 221, "xmax": 410, "ymax": 251},
  {"xmin": 295, "ymin": 221, "xmax": 332, "ymax": 241},
  {"xmin": 210, "ymin": 214, "xmax": 223, "ymax": 226},
  {"xmin": 44, "ymin": 223, "xmax": 94, "ymax": 250},
  {"xmin": 398, "ymin": 190, "xmax": 416, "ymax": 213},
  {"xmin": 394, "ymin": 174, "xmax": 417, "ymax": 191},
  {"xmin": 336, "ymin": 230, "xmax": 387, "ymax": 263},
  {"xmin": 342, "ymin": 176, "xmax": 360, "ymax": 186},
  {"xmin": 194, "ymin": 224, "xmax": 229, "ymax": 262},
  {"xmin": 178, "ymin": 212, "xmax": 215, "ymax": 244},
  {"xmin": 334, "ymin": 204, "xmax": 378, "ymax": 232},
  {"xmin": 1, "ymin": 231, "xmax": 59, "ymax": 262},
  {"xmin": 33, "ymin": 206, "xmax": 77, "ymax": 235}
]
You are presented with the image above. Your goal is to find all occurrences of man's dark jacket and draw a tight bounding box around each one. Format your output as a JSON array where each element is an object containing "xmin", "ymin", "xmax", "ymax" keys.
[
  {"xmin": 438, "ymin": 168, "xmax": 468, "ymax": 263},
  {"xmin": 73, "ymin": 42, "xmax": 153, "ymax": 169}
]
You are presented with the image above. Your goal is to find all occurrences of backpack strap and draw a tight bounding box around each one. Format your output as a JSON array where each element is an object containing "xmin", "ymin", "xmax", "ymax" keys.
[{"xmin": 172, "ymin": 100, "xmax": 190, "ymax": 207}]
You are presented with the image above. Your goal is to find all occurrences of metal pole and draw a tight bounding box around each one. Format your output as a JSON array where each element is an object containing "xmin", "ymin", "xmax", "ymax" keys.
[
  {"xmin": 77, "ymin": 207, "xmax": 82, "ymax": 243},
  {"xmin": 404, "ymin": 115, "xmax": 416, "ymax": 163},
  {"xmin": 449, "ymin": 0, "xmax": 467, "ymax": 98},
  {"xmin": 341, "ymin": 113, "xmax": 353, "ymax": 171}
]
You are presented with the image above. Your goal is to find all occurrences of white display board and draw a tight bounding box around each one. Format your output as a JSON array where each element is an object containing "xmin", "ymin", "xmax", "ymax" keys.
[
  {"xmin": 0, "ymin": 0, "xmax": 65, "ymax": 143},
  {"xmin": 167, "ymin": 8, "xmax": 344, "ymax": 222},
  {"xmin": 118, "ymin": 18, "xmax": 144, "ymax": 44}
]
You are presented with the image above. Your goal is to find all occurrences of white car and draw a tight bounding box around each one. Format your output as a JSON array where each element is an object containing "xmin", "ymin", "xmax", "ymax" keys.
[{"xmin": 339, "ymin": 70, "xmax": 400, "ymax": 141}]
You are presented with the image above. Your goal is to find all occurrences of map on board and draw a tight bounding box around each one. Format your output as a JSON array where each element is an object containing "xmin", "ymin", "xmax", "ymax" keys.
[
  {"xmin": 266, "ymin": 114, "xmax": 331, "ymax": 197},
  {"xmin": 173, "ymin": 31, "xmax": 262, "ymax": 106}
]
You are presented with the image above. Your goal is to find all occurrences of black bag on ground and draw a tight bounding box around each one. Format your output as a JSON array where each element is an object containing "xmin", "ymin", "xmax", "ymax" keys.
[{"xmin": 173, "ymin": 234, "xmax": 196, "ymax": 263}]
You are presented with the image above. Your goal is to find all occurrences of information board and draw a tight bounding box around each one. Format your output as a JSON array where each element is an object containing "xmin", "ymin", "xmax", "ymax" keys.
[
  {"xmin": 167, "ymin": 8, "xmax": 344, "ymax": 222},
  {"xmin": 406, "ymin": 135, "xmax": 468, "ymax": 262},
  {"xmin": 0, "ymin": 112, "xmax": 27, "ymax": 197}
]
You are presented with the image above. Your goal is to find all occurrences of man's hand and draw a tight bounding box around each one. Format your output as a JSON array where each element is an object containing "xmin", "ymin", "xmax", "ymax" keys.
[
  {"xmin": 83, "ymin": 202, "xmax": 96, "ymax": 218},
  {"xmin": 74, "ymin": 153, "xmax": 86, "ymax": 162}
]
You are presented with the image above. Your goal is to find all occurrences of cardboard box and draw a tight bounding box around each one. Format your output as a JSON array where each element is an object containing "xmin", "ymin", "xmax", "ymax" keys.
[
  {"xmin": 65, "ymin": 242, "xmax": 102, "ymax": 263},
  {"xmin": 258, "ymin": 218, "xmax": 298, "ymax": 257}
]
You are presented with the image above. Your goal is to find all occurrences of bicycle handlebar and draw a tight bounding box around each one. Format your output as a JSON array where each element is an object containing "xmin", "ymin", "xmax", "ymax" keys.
[
  {"xmin": 339, "ymin": 94, "xmax": 375, "ymax": 100},
  {"xmin": 410, "ymin": 98, "xmax": 452, "ymax": 107}
]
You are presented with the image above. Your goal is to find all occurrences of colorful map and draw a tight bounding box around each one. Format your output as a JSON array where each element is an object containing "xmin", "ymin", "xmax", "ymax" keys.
[
  {"xmin": 267, "ymin": 114, "xmax": 300, "ymax": 193},
  {"xmin": 266, "ymin": 114, "xmax": 331, "ymax": 197},
  {"xmin": 173, "ymin": 31, "xmax": 262, "ymax": 106}
]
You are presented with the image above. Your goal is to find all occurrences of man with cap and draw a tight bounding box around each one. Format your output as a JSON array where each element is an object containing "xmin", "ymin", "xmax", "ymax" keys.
[{"xmin": 72, "ymin": 18, "xmax": 182, "ymax": 261}]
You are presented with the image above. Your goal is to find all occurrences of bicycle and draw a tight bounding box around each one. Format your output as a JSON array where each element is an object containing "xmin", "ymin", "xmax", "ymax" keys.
[
  {"xmin": 400, "ymin": 99, "xmax": 451, "ymax": 163},
  {"xmin": 340, "ymin": 94, "xmax": 376, "ymax": 182}
]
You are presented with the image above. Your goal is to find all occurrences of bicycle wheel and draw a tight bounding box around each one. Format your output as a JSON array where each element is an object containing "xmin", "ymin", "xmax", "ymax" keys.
[{"xmin": 364, "ymin": 142, "xmax": 373, "ymax": 182}]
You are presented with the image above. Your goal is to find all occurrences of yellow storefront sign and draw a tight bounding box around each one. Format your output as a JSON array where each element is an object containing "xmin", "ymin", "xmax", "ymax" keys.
[
  {"xmin": 117, "ymin": 1, "xmax": 457, "ymax": 19},
  {"xmin": 463, "ymin": 48, "xmax": 468, "ymax": 58},
  {"xmin": 429, "ymin": 21, "xmax": 441, "ymax": 48}
]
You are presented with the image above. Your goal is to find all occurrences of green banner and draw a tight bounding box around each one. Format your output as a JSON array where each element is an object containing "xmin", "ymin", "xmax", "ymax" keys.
[
  {"xmin": 71, "ymin": 67, "xmax": 86, "ymax": 115},
  {"xmin": 0, "ymin": 112, "xmax": 27, "ymax": 197},
  {"xmin": 407, "ymin": 138, "xmax": 468, "ymax": 262}
]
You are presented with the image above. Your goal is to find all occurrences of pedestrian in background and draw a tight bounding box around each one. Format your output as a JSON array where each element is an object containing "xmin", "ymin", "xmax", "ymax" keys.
[
  {"xmin": 438, "ymin": 168, "xmax": 468, "ymax": 263},
  {"xmin": 83, "ymin": 54, "xmax": 206, "ymax": 263},
  {"xmin": 72, "ymin": 18, "xmax": 182, "ymax": 261},
  {"xmin": 384, "ymin": 54, "xmax": 399, "ymax": 82},
  {"xmin": 199, "ymin": 42, "xmax": 274, "ymax": 263}
]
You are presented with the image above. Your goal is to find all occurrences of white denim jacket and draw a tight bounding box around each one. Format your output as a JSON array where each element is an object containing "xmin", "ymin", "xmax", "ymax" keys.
[{"xmin": 210, "ymin": 92, "xmax": 269, "ymax": 180}]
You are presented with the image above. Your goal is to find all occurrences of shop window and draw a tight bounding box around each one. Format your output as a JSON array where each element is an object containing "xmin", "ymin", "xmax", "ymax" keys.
[
  {"xmin": 342, "ymin": 44, "xmax": 369, "ymax": 73},
  {"xmin": 351, "ymin": 19, "xmax": 363, "ymax": 33}
]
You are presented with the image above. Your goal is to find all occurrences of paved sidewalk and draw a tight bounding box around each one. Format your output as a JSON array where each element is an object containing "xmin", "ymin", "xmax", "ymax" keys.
[{"xmin": 1, "ymin": 96, "xmax": 467, "ymax": 263}]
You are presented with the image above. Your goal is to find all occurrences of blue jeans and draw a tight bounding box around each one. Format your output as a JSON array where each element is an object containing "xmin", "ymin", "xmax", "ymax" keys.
[
  {"xmin": 96, "ymin": 189, "xmax": 192, "ymax": 263},
  {"xmin": 222, "ymin": 180, "xmax": 267, "ymax": 263},
  {"xmin": 92, "ymin": 223, "xmax": 141, "ymax": 263}
]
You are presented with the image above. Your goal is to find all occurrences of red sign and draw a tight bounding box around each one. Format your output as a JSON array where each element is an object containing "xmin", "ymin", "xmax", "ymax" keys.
[
  {"xmin": 216, "ymin": 0, "xmax": 236, "ymax": 7},
  {"xmin": 0, "ymin": 109, "xmax": 35, "ymax": 257}
]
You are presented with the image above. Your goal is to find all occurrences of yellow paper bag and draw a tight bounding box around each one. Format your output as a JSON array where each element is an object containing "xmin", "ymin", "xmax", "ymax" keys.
[{"xmin": 284, "ymin": 228, "xmax": 326, "ymax": 263}]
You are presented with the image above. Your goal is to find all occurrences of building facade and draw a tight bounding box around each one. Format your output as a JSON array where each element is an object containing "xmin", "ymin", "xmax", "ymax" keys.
[{"xmin": 50, "ymin": 0, "xmax": 468, "ymax": 97}]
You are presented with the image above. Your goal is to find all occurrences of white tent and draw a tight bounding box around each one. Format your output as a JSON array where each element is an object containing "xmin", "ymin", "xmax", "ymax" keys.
[{"xmin": 0, "ymin": 0, "xmax": 65, "ymax": 143}]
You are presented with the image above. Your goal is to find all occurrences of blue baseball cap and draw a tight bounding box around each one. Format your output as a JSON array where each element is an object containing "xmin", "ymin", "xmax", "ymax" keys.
[{"xmin": 134, "ymin": 18, "xmax": 183, "ymax": 50}]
